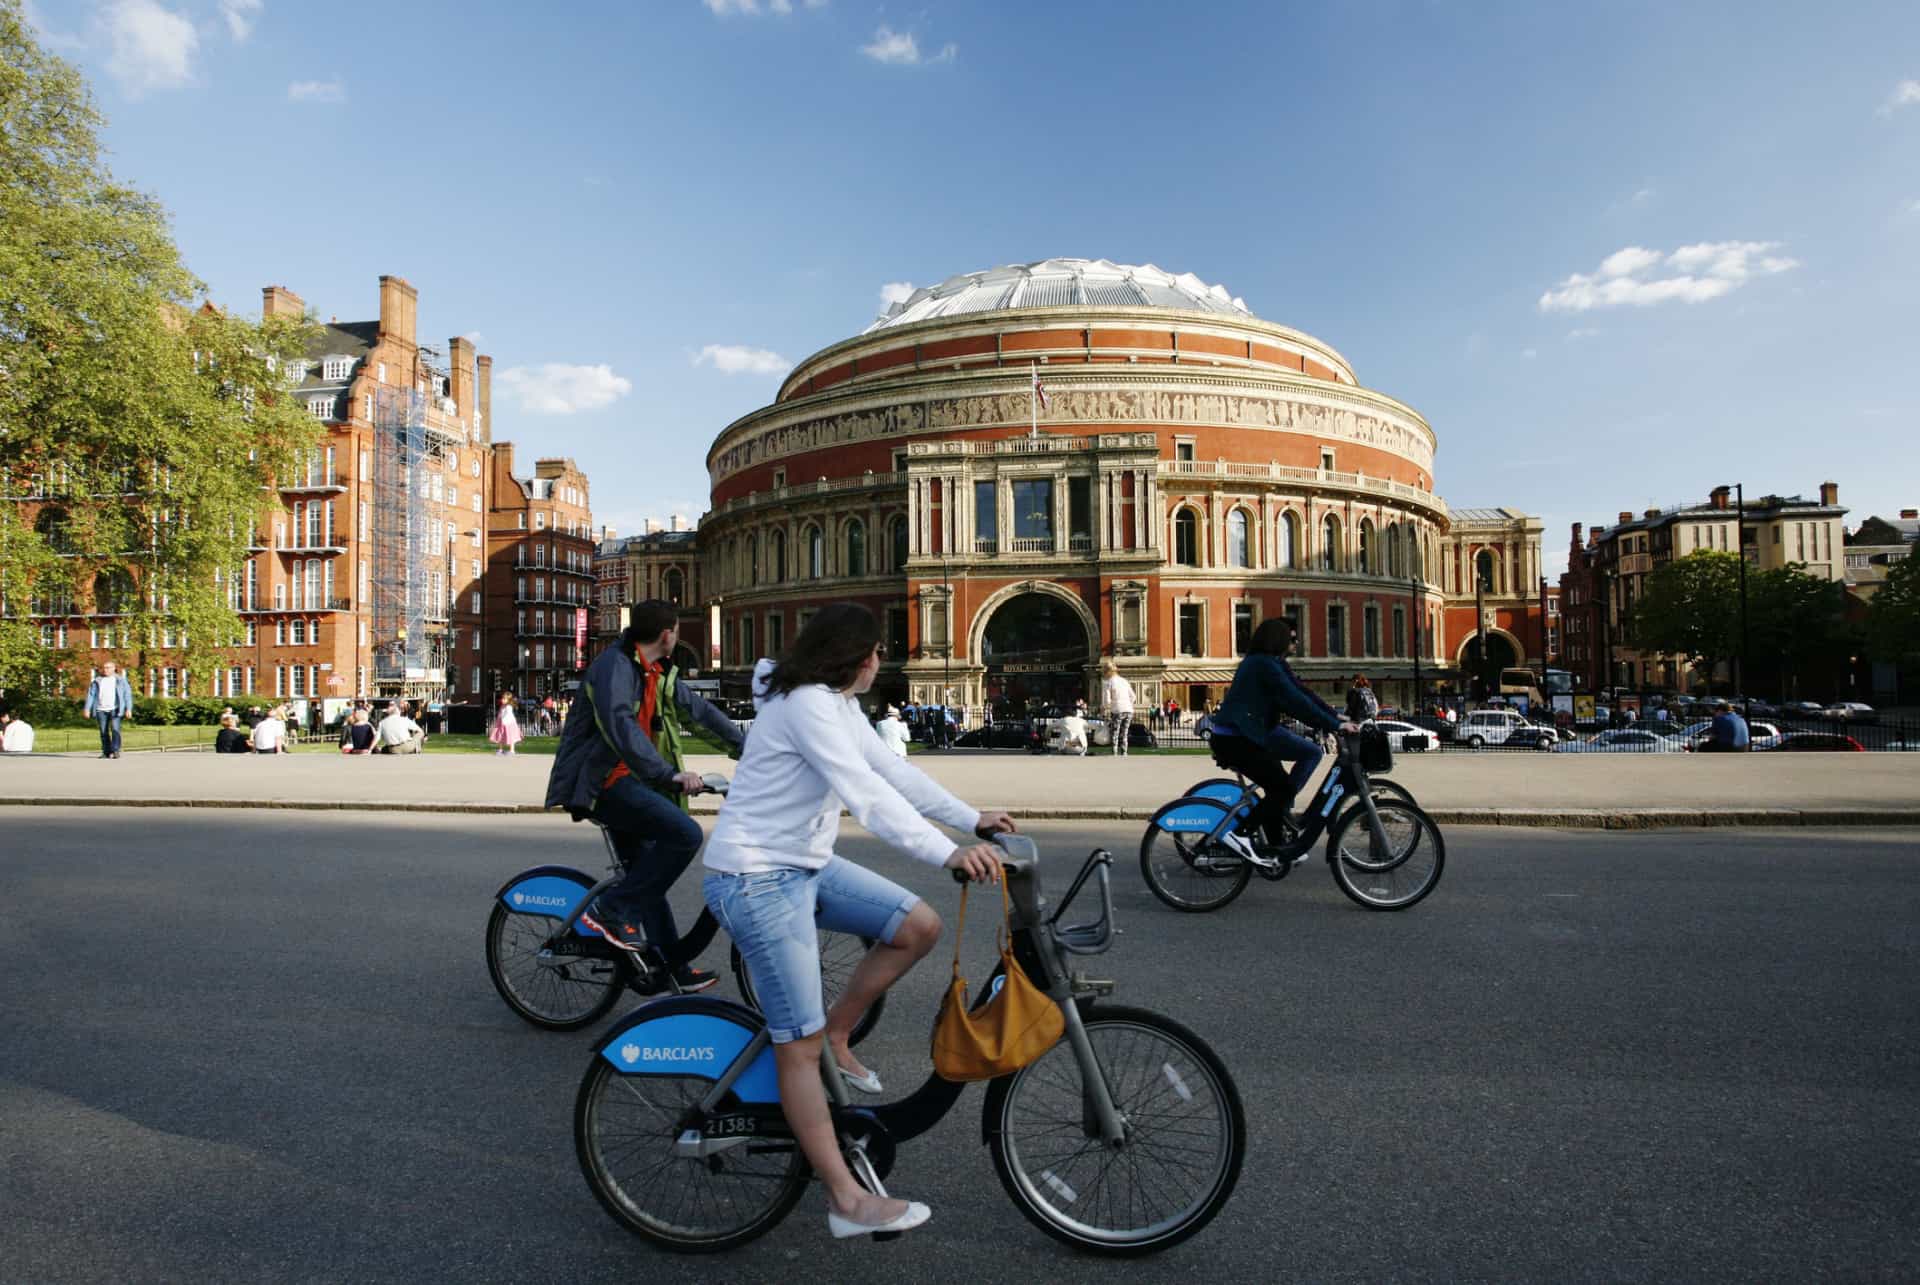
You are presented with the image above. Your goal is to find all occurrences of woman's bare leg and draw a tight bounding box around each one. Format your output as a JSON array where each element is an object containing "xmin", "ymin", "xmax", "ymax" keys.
[
  {"xmin": 773, "ymin": 1035, "xmax": 907, "ymax": 1225},
  {"xmin": 822, "ymin": 903, "xmax": 940, "ymax": 1079}
]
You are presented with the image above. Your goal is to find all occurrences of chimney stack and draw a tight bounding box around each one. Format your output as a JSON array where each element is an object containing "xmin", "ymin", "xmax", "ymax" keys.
[
  {"xmin": 475, "ymin": 355, "xmax": 492, "ymax": 442},
  {"xmin": 448, "ymin": 335, "xmax": 475, "ymax": 420},
  {"xmin": 1901, "ymin": 509, "xmax": 1918, "ymax": 520},
  {"xmin": 1618, "ymin": 511, "xmax": 1634, "ymax": 525},
  {"xmin": 377, "ymin": 275, "xmax": 418, "ymax": 348},
  {"xmin": 1709, "ymin": 485, "xmax": 1730, "ymax": 510},
  {"xmin": 1819, "ymin": 481, "xmax": 1839, "ymax": 506},
  {"xmin": 600, "ymin": 524, "xmax": 617, "ymax": 541},
  {"xmin": 1570, "ymin": 522, "xmax": 1582, "ymax": 548},
  {"xmin": 669, "ymin": 514, "xmax": 685, "ymax": 533},
  {"xmin": 1644, "ymin": 508, "xmax": 1660, "ymax": 520},
  {"xmin": 261, "ymin": 285, "xmax": 305, "ymax": 320}
]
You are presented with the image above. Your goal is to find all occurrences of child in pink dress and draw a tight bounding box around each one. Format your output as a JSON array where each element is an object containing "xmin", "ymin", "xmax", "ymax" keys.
[{"xmin": 490, "ymin": 693, "xmax": 523, "ymax": 755}]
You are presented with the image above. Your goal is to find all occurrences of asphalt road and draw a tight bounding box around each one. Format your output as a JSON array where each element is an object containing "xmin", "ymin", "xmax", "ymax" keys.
[{"xmin": 4, "ymin": 811, "xmax": 1917, "ymax": 1283}]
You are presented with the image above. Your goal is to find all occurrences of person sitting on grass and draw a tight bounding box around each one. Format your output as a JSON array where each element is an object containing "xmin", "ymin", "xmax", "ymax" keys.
[{"xmin": 215, "ymin": 713, "xmax": 249, "ymax": 754}]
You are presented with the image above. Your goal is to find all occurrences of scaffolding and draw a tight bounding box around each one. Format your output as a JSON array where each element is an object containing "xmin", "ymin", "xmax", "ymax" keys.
[{"xmin": 371, "ymin": 386, "xmax": 433, "ymax": 696}]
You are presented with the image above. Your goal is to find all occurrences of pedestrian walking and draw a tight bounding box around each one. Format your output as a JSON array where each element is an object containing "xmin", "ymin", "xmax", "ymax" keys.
[
  {"xmin": 84, "ymin": 661, "xmax": 134, "ymax": 758},
  {"xmin": 490, "ymin": 692, "xmax": 523, "ymax": 755},
  {"xmin": 1101, "ymin": 661, "xmax": 1134, "ymax": 756},
  {"xmin": 875, "ymin": 704, "xmax": 910, "ymax": 758},
  {"xmin": 1345, "ymin": 673, "xmax": 1378, "ymax": 723}
]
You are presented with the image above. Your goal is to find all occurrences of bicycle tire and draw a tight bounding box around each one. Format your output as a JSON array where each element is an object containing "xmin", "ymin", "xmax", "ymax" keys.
[
  {"xmin": 1139, "ymin": 797, "xmax": 1252, "ymax": 912},
  {"xmin": 985, "ymin": 1005, "xmax": 1246, "ymax": 1256},
  {"xmin": 730, "ymin": 930, "xmax": 885, "ymax": 1048},
  {"xmin": 1326, "ymin": 799, "xmax": 1445, "ymax": 910},
  {"xmin": 485, "ymin": 873, "xmax": 626, "ymax": 1031},
  {"xmin": 1329, "ymin": 776, "xmax": 1418, "ymax": 831},
  {"xmin": 575, "ymin": 1009, "xmax": 807, "ymax": 1251}
]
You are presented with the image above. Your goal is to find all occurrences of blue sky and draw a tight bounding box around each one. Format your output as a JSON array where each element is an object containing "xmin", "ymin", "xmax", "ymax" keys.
[{"xmin": 26, "ymin": 0, "xmax": 1920, "ymax": 569}]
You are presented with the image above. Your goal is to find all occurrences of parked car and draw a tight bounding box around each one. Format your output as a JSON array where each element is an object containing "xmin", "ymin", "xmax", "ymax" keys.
[
  {"xmin": 1782, "ymin": 701, "xmax": 1828, "ymax": 719},
  {"xmin": 1402, "ymin": 713, "xmax": 1457, "ymax": 744},
  {"xmin": 954, "ymin": 720, "xmax": 1033, "ymax": 749},
  {"xmin": 1459, "ymin": 708, "xmax": 1558, "ymax": 751},
  {"xmin": 1371, "ymin": 719, "xmax": 1435, "ymax": 752},
  {"xmin": 1822, "ymin": 702, "xmax": 1876, "ymax": 723},
  {"xmin": 1678, "ymin": 720, "xmax": 1784, "ymax": 751},
  {"xmin": 1763, "ymin": 732, "xmax": 1865, "ymax": 752},
  {"xmin": 1556, "ymin": 729, "xmax": 1689, "ymax": 753}
]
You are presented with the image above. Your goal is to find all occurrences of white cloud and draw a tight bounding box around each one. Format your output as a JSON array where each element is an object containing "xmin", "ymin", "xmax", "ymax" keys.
[
  {"xmin": 100, "ymin": 0, "xmax": 198, "ymax": 96},
  {"xmin": 861, "ymin": 23, "xmax": 953, "ymax": 64},
  {"xmin": 287, "ymin": 79, "xmax": 345, "ymax": 103},
  {"xmin": 459, "ymin": 331, "xmax": 485, "ymax": 345},
  {"xmin": 1902, "ymin": 198, "xmax": 1920, "ymax": 217},
  {"xmin": 1566, "ymin": 328, "xmax": 1601, "ymax": 341},
  {"xmin": 703, "ymin": 0, "xmax": 827, "ymax": 15},
  {"xmin": 1538, "ymin": 241, "xmax": 1799, "ymax": 313},
  {"xmin": 694, "ymin": 344, "xmax": 791, "ymax": 376},
  {"xmin": 1879, "ymin": 79, "xmax": 1920, "ymax": 115},
  {"xmin": 1629, "ymin": 186, "xmax": 1655, "ymax": 206},
  {"xmin": 1521, "ymin": 348, "xmax": 1538, "ymax": 360},
  {"xmin": 878, "ymin": 281, "xmax": 915, "ymax": 308},
  {"xmin": 496, "ymin": 363, "xmax": 633, "ymax": 414},
  {"xmin": 219, "ymin": 0, "xmax": 262, "ymax": 42}
]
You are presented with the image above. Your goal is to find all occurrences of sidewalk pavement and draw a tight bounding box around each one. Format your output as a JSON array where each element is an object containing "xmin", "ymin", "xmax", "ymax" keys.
[{"xmin": 1, "ymin": 749, "xmax": 1916, "ymax": 828}]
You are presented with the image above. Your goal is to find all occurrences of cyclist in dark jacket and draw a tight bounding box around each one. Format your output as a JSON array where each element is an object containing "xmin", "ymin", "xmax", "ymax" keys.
[
  {"xmin": 546, "ymin": 600, "xmax": 745, "ymax": 989},
  {"xmin": 1208, "ymin": 618, "xmax": 1354, "ymax": 854}
]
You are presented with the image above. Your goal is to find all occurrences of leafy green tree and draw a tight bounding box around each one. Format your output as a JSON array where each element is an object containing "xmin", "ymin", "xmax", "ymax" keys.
[
  {"xmin": 1746, "ymin": 563, "xmax": 1856, "ymax": 701},
  {"xmin": 1629, "ymin": 550, "xmax": 1740, "ymax": 692},
  {"xmin": 1866, "ymin": 545, "xmax": 1920, "ymax": 671},
  {"xmin": 0, "ymin": 1, "xmax": 319, "ymax": 701}
]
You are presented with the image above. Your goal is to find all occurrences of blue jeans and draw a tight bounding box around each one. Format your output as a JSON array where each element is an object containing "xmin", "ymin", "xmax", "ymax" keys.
[
  {"xmin": 590, "ymin": 775, "xmax": 707, "ymax": 961},
  {"xmin": 705, "ymin": 858, "xmax": 918, "ymax": 1042},
  {"xmin": 95, "ymin": 712, "xmax": 123, "ymax": 756},
  {"xmin": 1210, "ymin": 727, "xmax": 1324, "ymax": 844}
]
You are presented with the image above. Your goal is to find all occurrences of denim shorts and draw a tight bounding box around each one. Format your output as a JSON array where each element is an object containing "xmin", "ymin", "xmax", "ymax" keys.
[{"xmin": 703, "ymin": 858, "xmax": 920, "ymax": 1043}]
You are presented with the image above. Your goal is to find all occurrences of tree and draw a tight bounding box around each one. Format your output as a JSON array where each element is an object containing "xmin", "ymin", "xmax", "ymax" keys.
[
  {"xmin": 1628, "ymin": 550, "xmax": 1740, "ymax": 692},
  {"xmin": 1867, "ymin": 545, "xmax": 1920, "ymax": 672},
  {"xmin": 1747, "ymin": 563, "xmax": 1855, "ymax": 702},
  {"xmin": 0, "ymin": 2, "xmax": 319, "ymax": 699}
]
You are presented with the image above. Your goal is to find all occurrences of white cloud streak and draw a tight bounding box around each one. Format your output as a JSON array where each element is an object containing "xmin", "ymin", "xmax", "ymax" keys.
[
  {"xmin": 496, "ymin": 363, "xmax": 633, "ymax": 414},
  {"xmin": 694, "ymin": 344, "xmax": 791, "ymax": 376},
  {"xmin": 1880, "ymin": 79, "xmax": 1920, "ymax": 115},
  {"xmin": 219, "ymin": 0, "xmax": 262, "ymax": 42},
  {"xmin": 287, "ymin": 79, "xmax": 345, "ymax": 103},
  {"xmin": 860, "ymin": 25, "xmax": 952, "ymax": 64},
  {"xmin": 879, "ymin": 281, "xmax": 915, "ymax": 308},
  {"xmin": 1538, "ymin": 241, "xmax": 1799, "ymax": 313},
  {"xmin": 703, "ymin": 0, "xmax": 827, "ymax": 15},
  {"xmin": 100, "ymin": 0, "xmax": 198, "ymax": 96}
]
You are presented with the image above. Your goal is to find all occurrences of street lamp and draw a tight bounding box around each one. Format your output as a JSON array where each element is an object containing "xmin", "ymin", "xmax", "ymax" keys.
[
  {"xmin": 1409, "ymin": 574, "xmax": 1423, "ymax": 711},
  {"xmin": 1728, "ymin": 482, "xmax": 1750, "ymax": 719}
]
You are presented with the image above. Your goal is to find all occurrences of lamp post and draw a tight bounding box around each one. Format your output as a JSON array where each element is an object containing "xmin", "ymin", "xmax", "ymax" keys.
[
  {"xmin": 1410, "ymin": 574, "xmax": 1423, "ymax": 711},
  {"xmin": 1730, "ymin": 482, "xmax": 1750, "ymax": 719}
]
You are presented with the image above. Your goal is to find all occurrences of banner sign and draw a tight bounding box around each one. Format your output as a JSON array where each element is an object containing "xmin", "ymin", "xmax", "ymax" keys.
[{"xmin": 575, "ymin": 608, "xmax": 588, "ymax": 668}]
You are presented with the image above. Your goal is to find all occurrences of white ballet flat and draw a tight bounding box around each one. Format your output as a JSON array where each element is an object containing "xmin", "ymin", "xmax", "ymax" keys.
[
  {"xmin": 836, "ymin": 1064, "xmax": 883, "ymax": 1095},
  {"xmin": 828, "ymin": 1201, "xmax": 931, "ymax": 1239}
]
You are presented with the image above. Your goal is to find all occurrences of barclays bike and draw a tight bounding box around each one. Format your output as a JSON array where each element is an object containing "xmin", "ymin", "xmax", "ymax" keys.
[
  {"xmin": 485, "ymin": 774, "xmax": 882, "ymax": 1041},
  {"xmin": 1141, "ymin": 727, "xmax": 1445, "ymax": 912},
  {"xmin": 573, "ymin": 833, "xmax": 1246, "ymax": 1256}
]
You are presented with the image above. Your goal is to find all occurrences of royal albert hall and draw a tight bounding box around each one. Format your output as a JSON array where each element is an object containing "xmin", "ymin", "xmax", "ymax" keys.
[{"xmin": 701, "ymin": 259, "xmax": 1451, "ymax": 716}]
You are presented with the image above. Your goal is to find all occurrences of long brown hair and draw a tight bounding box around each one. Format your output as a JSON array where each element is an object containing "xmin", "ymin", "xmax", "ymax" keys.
[{"xmin": 763, "ymin": 603, "xmax": 881, "ymax": 697}]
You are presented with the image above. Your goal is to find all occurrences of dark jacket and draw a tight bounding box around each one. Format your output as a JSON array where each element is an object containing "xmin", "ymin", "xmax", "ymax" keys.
[
  {"xmin": 214, "ymin": 728, "xmax": 250, "ymax": 754},
  {"xmin": 1212, "ymin": 653, "xmax": 1344, "ymax": 741},
  {"xmin": 545, "ymin": 645, "xmax": 744, "ymax": 816}
]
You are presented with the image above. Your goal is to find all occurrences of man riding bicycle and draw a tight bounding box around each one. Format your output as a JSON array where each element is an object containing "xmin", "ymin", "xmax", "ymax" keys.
[
  {"xmin": 545, "ymin": 599, "xmax": 745, "ymax": 991},
  {"xmin": 1206, "ymin": 617, "xmax": 1359, "ymax": 861}
]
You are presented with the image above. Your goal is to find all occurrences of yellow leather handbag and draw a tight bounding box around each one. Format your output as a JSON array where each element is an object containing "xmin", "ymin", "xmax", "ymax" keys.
[{"xmin": 930, "ymin": 878, "xmax": 1065, "ymax": 1082}]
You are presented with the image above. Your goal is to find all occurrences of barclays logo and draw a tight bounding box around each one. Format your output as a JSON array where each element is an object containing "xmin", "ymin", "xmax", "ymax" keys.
[
  {"xmin": 620, "ymin": 1043, "xmax": 641, "ymax": 1064},
  {"xmin": 618, "ymin": 1042, "xmax": 716, "ymax": 1064},
  {"xmin": 511, "ymin": 891, "xmax": 569, "ymax": 908}
]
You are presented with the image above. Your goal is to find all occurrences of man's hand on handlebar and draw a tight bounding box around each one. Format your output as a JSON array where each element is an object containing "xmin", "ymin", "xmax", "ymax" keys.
[
  {"xmin": 974, "ymin": 809, "xmax": 1017, "ymax": 839},
  {"xmin": 946, "ymin": 843, "xmax": 1003, "ymax": 884},
  {"xmin": 672, "ymin": 770, "xmax": 707, "ymax": 794}
]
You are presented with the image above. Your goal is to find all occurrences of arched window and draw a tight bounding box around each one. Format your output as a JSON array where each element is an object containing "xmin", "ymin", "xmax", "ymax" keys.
[
  {"xmin": 1409, "ymin": 526, "xmax": 1423, "ymax": 581},
  {"xmin": 1321, "ymin": 514, "xmax": 1342, "ymax": 571},
  {"xmin": 845, "ymin": 519, "xmax": 866, "ymax": 578},
  {"xmin": 771, "ymin": 529, "xmax": 787, "ymax": 582},
  {"xmin": 805, "ymin": 525, "xmax": 824, "ymax": 579},
  {"xmin": 1358, "ymin": 519, "xmax": 1375, "ymax": 575},
  {"xmin": 1385, "ymin": 522, "xmax": 1401, "ymax": 577},
  {"xmin": 665, "ymin": 568, "xmax": 684, "ymax": 603},
  {"xmin": 1227, "ymin": 509, "xmax": 1252, "ymax": 568},
  {"xmin": 1276, "ymin": 511, "xmax": 1298, "ymax": 569},
  {"xmin": 890, "ymin": 515, "xmax": 908, "ymax": 570},
  {"xmin": 746, "ymin": 534, "xmax": 759, "ymax": 585},
  {"xmin": 94, "ymin": 568, "xmax": 134, "ymax": 615},
  {"xmin": 1174, "ymin": 509, "xmax": 1199, "ymax": 566},
  {"xmin": 1476, "ymin": 549, "xmax": 1495, "ymax": 592},
  {"xmin": 35, "ymin": 507, "xmax": 74, "ymax": 555}
]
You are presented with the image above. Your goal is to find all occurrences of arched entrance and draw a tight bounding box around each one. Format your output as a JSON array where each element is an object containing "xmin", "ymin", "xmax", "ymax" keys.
[
  {"xmin": 1457, "ymin": 631, "xmax": 1521, "ymax": 672},
  {"xmin": 978, "ymin": 590, "xmax": 1093, "ymax": 716}
]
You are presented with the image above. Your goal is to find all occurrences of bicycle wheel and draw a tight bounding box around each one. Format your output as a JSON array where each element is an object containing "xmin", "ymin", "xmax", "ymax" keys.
[
  {"xmin": 1139, "ymin": 797, "xmax": 1252, "ymax": 912},
  {"xmin": 575, "ymin": 1015, "xmax": 807, "ymax": 1251},
  {"xmin": 1328, "ymin": 775, "xmax": 1417, "ymax": 831},
  {"xmin": 985, "ymin": 1005, "xmax": 1245, "ymax": 1256},
  {"xmin": 730, "ymin": 930, "xmax": 885, "ymax": 1047},
  {"xmin": 486, "ymin": 894, "xmax": 625, "ymax": 1031},
  {"xmin": 1326, "ymin": 799, "xmax": 1445, "ymax": 910}
]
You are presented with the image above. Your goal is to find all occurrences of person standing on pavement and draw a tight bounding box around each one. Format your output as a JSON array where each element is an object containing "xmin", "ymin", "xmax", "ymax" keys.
[
  {"xmin": 490, "ymin": 692, "xmax": 523, "ymax": 755},
  {"xmin": 1101, "ymin": 661, "xmax": 1134, "ymax": 757},
  {"xmin": 1703, "ymin": 700, "xmax": 1750, "ymax": 753},
  {"xmin": 875, "ymin": 705, "xmax": 910, "ymax": 758},
  {"xmin": 1345, "ymin": 674, "xmax": 1378, "ymax": 723},
  {"xmin": 546, "ymin": 599, "xmax": 746, "ymax": 991},
  {"xmin": 84, "ymin": 661, "xmax": 134, "ymax": 759}
]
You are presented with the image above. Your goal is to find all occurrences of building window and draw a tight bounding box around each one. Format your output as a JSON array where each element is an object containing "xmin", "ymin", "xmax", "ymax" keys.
[
  {"xmin": 1177, "ymin": 603, "xmax": 1203, "ymax": 657},
  {"xmin": 845, "ymin": 520, "xmax": 866, "ymax": 577},
  {"xmin": 1068, "ymin": 476, "xmax": 1092, "ymax": 548},
  {"xmin": 889, "ymin": 517, "xmax": 907, "ymax": 571},
  {"xmin": 1232, "ymin": 602, "xmax": 1255, "ymax": 656},
  {"xmin": 1277, "ymin": 511, "xmax": 1298, "ymax": 569},
  {"xmin": 1320, "ymin": 448, "xmax": 1336, "ymax": 472},
  {"xmin": 1363, "ymin": 605, "xmax": 1380, "ymax": 657},
  {"xmin": 740, "ymin": 615, "xmax": 755, "ymax": 664},
  {"xmin": 307, "ymin": 396, "xmax": 334, "ymax": 420},
  {"xmin": 974, "ymin": 481, "xmax": 997, "ymax": 552},
  {"xmin": 1012, "ymin": 479, "xmax": 1053, "ymax": 547},
  {"xmin": 1393, "ymin": 606, "xmax": 1406, "ymax": 657},
  {"xmin": 1476, "ymin": 549, "xmax": 1495, "ymax": 591},
  {"xmin": 1327, "ymin": 604, "xmax": 1347, "ymax": 658},
  {"xmin": 767, "ymin": 612, "xmax": 784, "ymax": 656},
  {"xmin": 322, "ymin": 356, "xmax": 352, "ymax": 381},
  {"xmin": 665, "ymin": 568, "xmax": 684, "ymax": 603},
  {"xmin": 1358, "ymin": 520, "xmax": 1374, "ymax": 574},
  {"xmin": 887, "ymin": 606, "xmax": 909, "ymax": 659},
  {"xmin": 805, "ymin": 525, "xmax": 824, "ymax": 579},
  {"xmin": 1227, "ymin": 509, "xmax": 1251, "ymax": 569},
  {"xmin": 1174, "ymin": 509, "xmax": 1199, "ymax": 566},
  {"xmin": 1321, "ymin": 515, "xmax": 1341, "ymax": 571},
  {"xmin": 771, "ymin": 529, "xmax": 787, "ymax": 582},
  {"xmin": 1175, "ymin": 440, "xmax": 1195, "ymax": 463}
]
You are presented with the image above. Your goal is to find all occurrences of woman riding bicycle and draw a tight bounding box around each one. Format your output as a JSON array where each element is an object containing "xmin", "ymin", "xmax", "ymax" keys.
[
  {"xmin": 702, "ymin": 602, "xmax": 1016, "ymax": 1241},
  {"xmin": 1207, "ymin": 618, "xmax": 1358, "ymax": 858}
]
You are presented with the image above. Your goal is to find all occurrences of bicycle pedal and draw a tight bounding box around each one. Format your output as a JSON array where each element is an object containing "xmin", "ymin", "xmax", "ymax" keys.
[{"xmin": 871, "ymin": 1231, "xmax": 902, "ymax": 1243}]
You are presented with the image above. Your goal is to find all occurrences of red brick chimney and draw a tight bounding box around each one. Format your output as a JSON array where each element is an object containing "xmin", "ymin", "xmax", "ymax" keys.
[
  {"xmin": 261, "ymin": 285, "xmax": 305, "ymax": 320},
  {"xmin": 1618, "ymin": 511, "xmax": 1633, "ymax": 525},
  {"xmin": 1644, "ymin": 508, "xmax": 1660, "ymax": 520},
  {"xmin": 476, "ymin": 355, "xmax": 492, "ymax": 442},
  {"xmin": 1902, "ymin": 508, "xmax": 1918, "ymax": 520},
  {"xmin": 448, "ymin": 335, "xmax": 475, "ymax": 421},
  {"xmin": 377, "ymin": 275, "xmax": 418, "ymax": 348},
  {"xmin": 1819, "ymin": 481, "xmax": 1839, "ymax": 506},
  {"xmin": 1709, "ymin": 485, "xmax": 1730, "ymax": 510},
  {"xmin": 1570, "ymin": 522, "xmax": 1583, "ymax": 549}
]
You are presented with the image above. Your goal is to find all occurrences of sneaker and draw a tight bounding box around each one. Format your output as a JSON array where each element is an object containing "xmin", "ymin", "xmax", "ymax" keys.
[
  {"xmin": 1217, "ymin": 829, "xmax": 1263, "ymax": 863},
  {"xmin": 672, "ymin": 967, "xmax": 720, "ymax": 994},
  {"xmin": 578, "ymin": 902, "xmax": 649, "ymax": 959}
]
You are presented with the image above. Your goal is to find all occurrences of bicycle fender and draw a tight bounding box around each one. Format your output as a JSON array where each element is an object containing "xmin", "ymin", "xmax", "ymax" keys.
[
  {"xmin": 593, "ymin": 997, "xmax": 780, "ymax": 1104},
  {"xmin": 495, "ymin": 865, "xmax": 598, "ymax": 935},
  {"xmin": 1149, "ymin": 796, "xmax": 1232, "ymax": 833}
]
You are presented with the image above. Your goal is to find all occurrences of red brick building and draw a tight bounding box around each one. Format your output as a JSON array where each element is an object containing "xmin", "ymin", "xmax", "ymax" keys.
[{"xmin": 484, "ymin": 450, "xmax": 594, "ymax": 701}]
